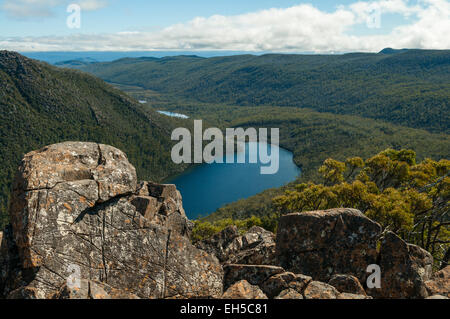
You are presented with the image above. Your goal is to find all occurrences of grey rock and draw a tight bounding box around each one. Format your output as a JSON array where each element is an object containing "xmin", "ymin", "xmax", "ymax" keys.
[
  {"xmin": 3, "ymin": 142, "xmax": 223, "ymax": 299},
  {"xmin": 131, "ymin": 182, "xmax": 193, "ymax": 238},
  {"xmin": 276, "ymin": 208, "xmax": 382, "ymax": 283}
]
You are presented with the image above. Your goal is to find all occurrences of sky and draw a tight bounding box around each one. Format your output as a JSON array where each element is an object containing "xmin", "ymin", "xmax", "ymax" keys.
[{"xmin": 0, "ymin": 0, "xmax": 449, "ymax": 52}]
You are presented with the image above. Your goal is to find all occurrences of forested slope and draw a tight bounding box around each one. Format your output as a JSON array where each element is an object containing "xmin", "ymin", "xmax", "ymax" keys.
[
  {"xmin": 0, "ymin": 51, "xmax": 186, "ymax": 228},
  {"xmin": 65, "ymin": 49, "xmax": 450, "ymax": 133}
]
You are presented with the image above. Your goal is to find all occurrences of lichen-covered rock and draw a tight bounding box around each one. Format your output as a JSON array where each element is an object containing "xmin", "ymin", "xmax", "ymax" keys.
[
  {"xmin": 425, "ymin": 266, "xmax": 449, "ymax": 298},
  {"xmin": 131, "ymin": 181, "xmax": 193, "ymax": 238},
  {"xmin": 261, "ymin": 272, "xmax": 311, "ymax": 298},
  {"xmin": 275, "ymin": 288, "xmax": 303, "ymax": 299},
  {"xmin": 4, "ymin": 142, "xmax": 223, "ymax": 299},
  {"xmin": 223, "ymin": 264, "xmax": 284, "ymax": 291},
  {"xmin": 197, "ymin": 226, "xmax": 276, "ymax": 265},
  {"xmin": 276, "ymin": 208, "xmax": 382, "ymax": 283},
  {"xmin": 52, "ymin": 279, "xmax": 139, "ymax": 299},
  {"xmin": 222, "ymin": 280, "xmax": 267, "ymax": 299},
  {"xmin": 328, "ymin": 274, "xmax": 366, "ymax": 295},
  {"xmin": 371, "ymin": 231, "xmax": 433, "ymax": 299},
  {"xmin": 303, "ymin": 281, "xmax": 340, "ymax": 299}
]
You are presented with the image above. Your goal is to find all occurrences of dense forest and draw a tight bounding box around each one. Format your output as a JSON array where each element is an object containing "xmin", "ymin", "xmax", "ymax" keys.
[
  {"xmin": 61, "ymin": 49, "xmax": 450, "ymax": 133},
  {"xmin": 0, "ymin": 51, "xmax": 188, "ymax": 228}
]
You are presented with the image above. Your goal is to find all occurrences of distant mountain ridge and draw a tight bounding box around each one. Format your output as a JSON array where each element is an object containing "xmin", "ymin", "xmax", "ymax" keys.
[{"xmin": 59, "ymin": 49, "xmax": 450, "ymax": 133}]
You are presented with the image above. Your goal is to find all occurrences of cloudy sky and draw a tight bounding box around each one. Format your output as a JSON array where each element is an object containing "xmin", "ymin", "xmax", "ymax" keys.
[{"xmin": 0, "ymin": 0, "xmax": 449, "ymax": 52}]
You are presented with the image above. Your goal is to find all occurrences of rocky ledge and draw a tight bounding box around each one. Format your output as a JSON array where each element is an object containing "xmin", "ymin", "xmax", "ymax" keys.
[{"xmin": 0, "ymin": 142, "xmax": 448, "ymax": 299}]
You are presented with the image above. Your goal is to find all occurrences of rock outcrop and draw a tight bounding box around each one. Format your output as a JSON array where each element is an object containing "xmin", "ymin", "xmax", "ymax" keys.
[
  {"xmin": 274, "ymin": 208, "xmax": 440, "ymax": 299},
  {"xmin": 132, "ymin": 181, "xmax": 193, "ymax": 237},
  {"xmin": 276, "ymin": 208, "xmax": 382, "ymax": 284},
  {"xmin": 0, "ymin": 142, "xmax": 222, "ymax": 299}
]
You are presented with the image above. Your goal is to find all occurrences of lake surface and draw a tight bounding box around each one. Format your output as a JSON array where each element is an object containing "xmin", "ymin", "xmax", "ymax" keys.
[{"xmin": 167, "ymin": 142, "xmax": 301, "ymax": 219}]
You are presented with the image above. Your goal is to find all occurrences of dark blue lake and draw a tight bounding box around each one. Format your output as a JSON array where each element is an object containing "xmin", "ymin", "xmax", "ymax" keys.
[{"xmin": 167, "ymin": 142, "xmax": 301, "ymax": 219}]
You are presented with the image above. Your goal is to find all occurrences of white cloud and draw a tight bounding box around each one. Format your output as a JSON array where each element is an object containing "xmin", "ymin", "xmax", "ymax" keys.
[
  {"xmin": 1, "ymin": 0, "xmax": 449, "ymax": 52},
  {"xmin": 1, "ymin": 0, "xmax": 107, "ymax": 18}
]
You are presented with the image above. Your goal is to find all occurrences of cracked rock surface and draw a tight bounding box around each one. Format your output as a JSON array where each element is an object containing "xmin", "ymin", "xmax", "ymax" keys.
[
  {"xmin": 276, "ymin": 208, "xmax": 382, "ymax": 283},
  {"xmin": 1, "ymin": 142, "xmax": 222, "ymax": 299}
]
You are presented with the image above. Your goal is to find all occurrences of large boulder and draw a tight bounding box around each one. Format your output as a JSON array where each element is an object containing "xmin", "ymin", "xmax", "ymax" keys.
[
  {"xmin": 2, "ymin": 142, "xmax": 223, "ymax": 299},
  {"xmin": 197, "ymin": 225, "xmax": 276, "ymax": 265},
  {"xmin": 425, "ymin": 266, "xmax": 449, "ymax": 298},
  {"xmin": 276, "ymin": 208, "xmax": 382, "ymax": 283},
  {"xmin": 371, "ymin": 231, "xmax": 433, "ymax": 299}
]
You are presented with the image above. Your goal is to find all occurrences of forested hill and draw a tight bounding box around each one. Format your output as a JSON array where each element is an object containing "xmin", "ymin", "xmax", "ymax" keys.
[
  {"xmin": 61, "ymin": 49, "xmax": 450, "ymax": 133},
  {"xmin": 0, "ymin": 51, "xmax": 186, "ymax": 227}
]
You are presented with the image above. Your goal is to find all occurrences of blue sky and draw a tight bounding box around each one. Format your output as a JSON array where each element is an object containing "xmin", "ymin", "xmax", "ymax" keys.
[{"xmin": 0, "ymin": 0, "xmax": 448, "ymax": 52}]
